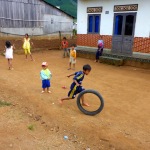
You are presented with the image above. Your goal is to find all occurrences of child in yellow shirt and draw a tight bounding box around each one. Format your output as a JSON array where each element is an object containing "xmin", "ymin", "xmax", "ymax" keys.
[
  {"xmin": 68, "ymin": 44, "xmax": 76, "ymax": 70},
  {"xmin": 23, "ymin": 33, "xmax": 34, "ymax": 61}
]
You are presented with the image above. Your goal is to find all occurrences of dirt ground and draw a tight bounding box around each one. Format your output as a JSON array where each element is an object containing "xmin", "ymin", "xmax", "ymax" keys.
[{"xmin": 0, "ymin": 50, "xmax": 150, "ymax": 150}]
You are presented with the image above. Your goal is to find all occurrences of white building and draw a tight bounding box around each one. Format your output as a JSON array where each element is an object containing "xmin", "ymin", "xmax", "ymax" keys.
[{"xmin": 77, "ymin": 0, "xmax": 150, "ymax": 55}]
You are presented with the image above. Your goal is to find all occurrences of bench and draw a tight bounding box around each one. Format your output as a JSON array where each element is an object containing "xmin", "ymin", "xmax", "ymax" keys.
[{"xmin": 99, "ymin": 56, "xmax": 124, "ymax": 66}]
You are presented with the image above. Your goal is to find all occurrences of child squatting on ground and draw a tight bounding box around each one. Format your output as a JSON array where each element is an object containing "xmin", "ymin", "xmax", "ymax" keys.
[
  {"xmin": 4, "ymin": 41, "xmax": 15, "ymax": 70},
  {"xmin": 59, "ymin": 64, "xmax": 92, "ymax": 106},
  {"xmin": 40, "ymin": 62, "xmax": 52, "ymax": 93},
  {"xmin": 68, "ymin": 44, "xmax": 76, "ymax": 70},
  {"xmin": 23, "ymin": 33, "xmax": 34, "ymax": 61}
]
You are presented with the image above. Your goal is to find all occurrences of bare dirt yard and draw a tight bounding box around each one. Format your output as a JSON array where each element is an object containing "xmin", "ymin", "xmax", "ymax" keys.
[{"xmin": 0, "ymin": 50, "xmax": 150, "ymax": 150}]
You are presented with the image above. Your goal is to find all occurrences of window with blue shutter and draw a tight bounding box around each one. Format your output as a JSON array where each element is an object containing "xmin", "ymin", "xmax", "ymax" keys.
[
  {"xmin": 88, "ymin": 16, "xmax": 93, "ymax": 32},
  {"xmin": 88, "ymin": 14, "xmax": 100, "ymax": 34}
]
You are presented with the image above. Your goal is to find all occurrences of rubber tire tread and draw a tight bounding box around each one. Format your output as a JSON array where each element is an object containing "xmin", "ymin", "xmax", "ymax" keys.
[{"xmin": 77, "ymin": 89, "xmax": 104, "ymax": 116}]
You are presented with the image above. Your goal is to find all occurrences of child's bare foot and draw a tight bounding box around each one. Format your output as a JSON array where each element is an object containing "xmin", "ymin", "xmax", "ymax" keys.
[
  {"xmin": 41, "ymin": 91, "xmax": 45, "ymax": 93},
  {"xmin": 59, "ymin": 99, "xmax": 63, "ymax": 105},
  {"xmin": 48, "ymin": 91, "xmax": 51, "ymax": 93},
  {"xmin": 68, "ymin": 68, "xmax": 71, "ymax": 70},
  {"xmin": 82, "ymin": 103, "xmax": 90, "ymax": 107}
]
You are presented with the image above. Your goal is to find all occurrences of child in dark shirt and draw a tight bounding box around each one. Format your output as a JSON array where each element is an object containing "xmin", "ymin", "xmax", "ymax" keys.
[{"xmin": 59, "ymin": 64, "xmax": 92, "ymax": 106}]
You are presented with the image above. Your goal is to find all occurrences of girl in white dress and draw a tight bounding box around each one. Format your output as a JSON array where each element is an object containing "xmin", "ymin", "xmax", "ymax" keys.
[{"xmin": 4, "ymin": 41, "xmax": 15, "ymax": 70}]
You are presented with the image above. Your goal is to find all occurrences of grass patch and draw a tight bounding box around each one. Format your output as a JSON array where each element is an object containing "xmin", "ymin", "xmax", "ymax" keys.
[
  {"xmin": 28, "ymin": 124, "xmax": 35, "ymax": 131},
  {"xmin": 0, "ymin": 100, "xmax": 12, "ymax": 107}
]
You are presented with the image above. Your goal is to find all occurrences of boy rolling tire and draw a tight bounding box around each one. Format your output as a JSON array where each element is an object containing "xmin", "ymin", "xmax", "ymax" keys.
[{"xmin": 77, "ymin": 89, "xmax": 104, "ymax": 116}]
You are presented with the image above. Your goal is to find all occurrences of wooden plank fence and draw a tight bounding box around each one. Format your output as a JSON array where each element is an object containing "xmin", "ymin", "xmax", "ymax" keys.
[{"xmin": 0, "ymin": 0, "xmax": 73, "ymax": 35}]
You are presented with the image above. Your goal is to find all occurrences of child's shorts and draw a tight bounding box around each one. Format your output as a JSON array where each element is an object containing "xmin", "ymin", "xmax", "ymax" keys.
[
  {"xmin": 69, "ymin": 56, "xmax": 76, "ymax": 64},
  {"xmin": 24, "ymin": 48, "xmax": 31, "ymax": 55},
  {"xmin": 42, "ymin": 79, "xmax": 50, "ymax": 88},
  {"xmin": 68, "ymin": 84, "xmax": 85, "ymax": 99}
]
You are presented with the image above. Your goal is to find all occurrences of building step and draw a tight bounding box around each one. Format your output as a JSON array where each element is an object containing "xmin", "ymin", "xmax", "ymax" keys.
[
  {"xmin": 99, "ymin": 56, "xmax": 124, "ymax": 66},
  {"xmin": 76, "ymin": 47, "xmax": 150, "ymax": 69}
]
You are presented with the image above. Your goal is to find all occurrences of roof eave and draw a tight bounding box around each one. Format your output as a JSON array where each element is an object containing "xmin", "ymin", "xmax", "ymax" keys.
[{"xmin": 42, "ymin": 0, "xmax": 75, "ymax": 19}]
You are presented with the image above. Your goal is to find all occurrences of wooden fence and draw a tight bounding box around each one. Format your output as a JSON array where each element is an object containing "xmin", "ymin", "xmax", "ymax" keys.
[{"xmin": 0, "ymin": 0, "xmax": 73, "ymax": 35}]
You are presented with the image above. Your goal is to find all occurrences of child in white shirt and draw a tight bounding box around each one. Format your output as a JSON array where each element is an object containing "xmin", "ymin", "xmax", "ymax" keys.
[{"xmin": 4, "ymin": 41, "xmax": 15, "ymax": 70}]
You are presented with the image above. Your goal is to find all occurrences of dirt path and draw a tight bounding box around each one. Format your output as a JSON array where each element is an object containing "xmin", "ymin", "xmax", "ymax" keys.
[{"xmin": 0, "ymin": 50, "xmax": 150, "ymax": 150}]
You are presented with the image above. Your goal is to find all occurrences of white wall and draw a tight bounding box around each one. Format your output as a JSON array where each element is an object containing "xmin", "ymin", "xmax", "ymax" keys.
[{"xmin": 77, "ymin": 0, "xmax": 150, "ymax": 37}]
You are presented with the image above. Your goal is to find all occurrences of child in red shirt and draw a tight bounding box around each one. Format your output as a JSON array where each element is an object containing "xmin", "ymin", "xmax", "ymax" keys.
[{"xmin": 61, "ymin": 37, "xmax": 69, "ymax": 58}]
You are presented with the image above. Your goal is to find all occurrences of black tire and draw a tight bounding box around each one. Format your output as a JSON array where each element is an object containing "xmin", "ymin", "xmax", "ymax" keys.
[{"xmin": 77, "ymin": 89, "xmax": 104, "ymax": 116}]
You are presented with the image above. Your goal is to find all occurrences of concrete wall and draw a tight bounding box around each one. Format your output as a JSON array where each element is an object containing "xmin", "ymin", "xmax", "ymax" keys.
[{"xmin": 77, "ymin": 0, "xmax": 150, "ymax": 37}]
